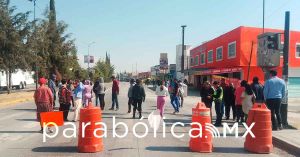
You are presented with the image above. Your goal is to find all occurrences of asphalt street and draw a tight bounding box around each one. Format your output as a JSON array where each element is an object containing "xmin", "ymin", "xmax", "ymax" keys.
[{"xmin": 0, "ymin": 82, "xmax": 295, "ymax": 157}]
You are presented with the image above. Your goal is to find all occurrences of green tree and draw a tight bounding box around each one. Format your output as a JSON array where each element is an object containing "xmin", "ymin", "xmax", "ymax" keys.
[
  {"xmin": 27, "ymin": 0, "xmax": 81, "ymax": 80},
  {"xmin": 0, "ymin": 0, "xmax": 32, "ymax": 93},
  {"xmin": 93, "ymin": 58, "xmax": 115, "ymax": 82}
]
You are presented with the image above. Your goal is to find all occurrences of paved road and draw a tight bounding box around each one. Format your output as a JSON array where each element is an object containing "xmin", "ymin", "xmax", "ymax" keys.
[{"xmin": 0, "ymin": 82, "xmax": 295, "ymax": 157}]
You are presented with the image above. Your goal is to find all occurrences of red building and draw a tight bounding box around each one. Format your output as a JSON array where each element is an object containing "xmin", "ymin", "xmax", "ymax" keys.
[{"xmin": 189, "ymin": 26, "xmax": 300, "ymax": 88}]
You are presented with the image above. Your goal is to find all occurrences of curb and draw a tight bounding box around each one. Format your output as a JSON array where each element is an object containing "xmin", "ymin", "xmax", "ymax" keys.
[{"xmin": 273, "ymin": 135, "xmax": 300, "ymax": 156}]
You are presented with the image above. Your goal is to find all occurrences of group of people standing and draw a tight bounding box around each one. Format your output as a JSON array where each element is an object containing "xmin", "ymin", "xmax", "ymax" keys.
[
  {"xmin": 34, "ymin": 74, "xmax": 110, "ymax": 132},
  {"xmin": 200, "ymin": 70, "xmax": 286, "ymax": 131},
  {"xmin": 127, "ymin": 78, "xmax": 186, "ymax": 119}
]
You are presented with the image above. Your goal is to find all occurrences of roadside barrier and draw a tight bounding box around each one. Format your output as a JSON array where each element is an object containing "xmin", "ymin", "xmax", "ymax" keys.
[
  {"xmin": 189, "ymin": 102, "xmax": 213, "ymax": 153},
  {"xmin": 244, "ymin": 103, "xmax": 273, "ymax": 154},
  {"xmin": 40, "ymin": 111, "xmax": 64, "ymax": 127},
  {"xmin": 78, "ymin": 102, "xmax": 104, "ymax": 153}
]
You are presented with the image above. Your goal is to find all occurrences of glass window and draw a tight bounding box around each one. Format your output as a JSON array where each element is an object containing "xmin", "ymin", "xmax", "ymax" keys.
[
  {"xmin": 228, "ymin": 42, "xmax": 236, "ymax": 58},
  {"xmin": 200, "ymin": 53, "xmax": 205, "ymax": 65},
  {"xmin": 194, "ymin": 56, "xmax": 199, "ymax": 65},
  {"xmin": 296, "ymin": 44, "xmax": 300, "ymax": 58},
  {"xmin": 207, "ymin": 50, "xmax": 213, "ymax": 63},
  {"xmin": 216, "ymin": 47, "xmax": 223, "ymax": 61}
]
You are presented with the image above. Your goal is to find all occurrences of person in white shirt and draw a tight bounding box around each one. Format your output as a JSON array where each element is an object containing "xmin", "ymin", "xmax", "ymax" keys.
[
  {"xmin": 155, "ymin": 80, "xmax": 169, "ymax": 117},
  {"xmin": 241, "ymin": 83, "xmax": 256, "ymax": 122},
  {"xmin": 178, "ymin": 80, "xmax": 186, "ymax": 107}
]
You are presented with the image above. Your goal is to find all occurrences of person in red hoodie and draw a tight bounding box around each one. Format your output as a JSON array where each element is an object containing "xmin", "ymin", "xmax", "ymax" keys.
[{"xmin": 109, "ymin": 75, "xmax": 120, "ymax": 111}]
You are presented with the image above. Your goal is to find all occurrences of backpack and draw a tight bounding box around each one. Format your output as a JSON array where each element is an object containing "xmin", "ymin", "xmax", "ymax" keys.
[{"xmin": 58, "ymin": 86, "xmax": 71, "ymax": 104}]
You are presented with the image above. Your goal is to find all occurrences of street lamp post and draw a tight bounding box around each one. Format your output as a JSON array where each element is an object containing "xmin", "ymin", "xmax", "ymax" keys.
[
  {"xmin": 181, "ymin": 25, "xmax": 187, "ymax": 74},
  {"xmin": 263, "ymin": 0, "xmax": 265, "ymax": 33},
  {"xmin": 30, "ymin": 0, "xmax": 38, "ymax": 89}
]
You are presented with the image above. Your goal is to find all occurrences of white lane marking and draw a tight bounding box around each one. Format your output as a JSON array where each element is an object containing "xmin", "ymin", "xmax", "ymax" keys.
[{"xmin": 23, "ymin": 122, "xmax": 40, "ymax": 129}]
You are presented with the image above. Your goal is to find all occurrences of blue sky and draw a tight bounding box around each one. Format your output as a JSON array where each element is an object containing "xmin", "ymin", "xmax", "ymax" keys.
[{"xmin": 11, "ymin": 0, "xmax": 300, "ymax": 73}]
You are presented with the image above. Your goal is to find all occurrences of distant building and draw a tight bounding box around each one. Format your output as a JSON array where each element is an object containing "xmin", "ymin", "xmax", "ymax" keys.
[
  {"xmin": 189, "ymin": 26, "xmax": 300, "ymax": 90},
  {"xmin": 151, "ymin": 65, "xmax": 160, "ymax": 77},
  {"xmin": 168, "ymin": 64, "xmax": 176, "ymax": 79},
  {"xmin": 138, "ymin": 72, "xmax": 151, "ymax": 79},
  {"xmin": 176, "ymin": 44, "xmax": 192, "ymax": 80}
]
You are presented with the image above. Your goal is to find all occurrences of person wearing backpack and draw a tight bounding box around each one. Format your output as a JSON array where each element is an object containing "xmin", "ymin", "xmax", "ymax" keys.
[{"xmin": 58, "ymin": 79, "xmax": 72, "ymax": 121}]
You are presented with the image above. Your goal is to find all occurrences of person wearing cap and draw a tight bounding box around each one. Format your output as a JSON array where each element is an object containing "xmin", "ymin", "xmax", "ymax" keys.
[
  {"xmin": 48, "ymin": 74, "xmax": 57, "ymax": 109},
  {"xmin": 34, "ymin": 77, "xmax": 54, "ymax": 133},
  {"xmin": 127, "ymin": 79, "xmax": 135, "ymax": 113},
  {"xmin": 212, "ymin": 81, "xmax": 223, "ymax": 127},
  {"xmin": 109, "ymin": 75, "xmax": 120, "ymax": 111},
  {"xmin": 263, "ymin": 70, "xmax": 286, "ymax": 130}
]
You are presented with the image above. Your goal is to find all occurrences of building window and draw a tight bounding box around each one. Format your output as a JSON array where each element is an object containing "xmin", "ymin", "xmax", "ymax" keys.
[
  {"xmin": 194, "ymin": 55, "xmax": 199, "ymax": 66},
  {"xmin": 207, "ymin": 50, "xmax": 213, "ymax": 63},
  {"xmin": 190, "ymin": 58, "xmax": 194, "ymax": 66},
  {"xmin": 228, "ymin": 41, "xmax": 236, "ymax": 58},
  {"xmin": 216, "ymin": 46, "xmax": 223, "ymax": 61},
  {"xmin": 200, "ymin": 53, "xmax": 205, "ymax": 65},
  {"xmin": 296, "ymin": 44, "xmax": 300, "ymax": 58}
]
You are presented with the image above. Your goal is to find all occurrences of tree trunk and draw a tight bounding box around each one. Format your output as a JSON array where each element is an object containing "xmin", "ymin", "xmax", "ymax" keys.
[{"xmin": 5, "ymin": 70, "xmax": 10, "ymax": 94}]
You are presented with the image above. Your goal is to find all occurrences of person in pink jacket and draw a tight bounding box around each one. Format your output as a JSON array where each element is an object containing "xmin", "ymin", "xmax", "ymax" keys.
[
  {"xmin": 234, "ymin": 80, "xmax": 247, "ymax": 123},
  {"xmin": 82, "ymin": 80, "xmax": 93, "ymax": 107}
]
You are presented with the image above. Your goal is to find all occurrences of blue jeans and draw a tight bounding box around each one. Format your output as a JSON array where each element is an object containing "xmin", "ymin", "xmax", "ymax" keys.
[
  {"xmin": 221, "ymin": 101, "xmax": 225, "ymax": 117},
  {"xmin": 171, "ymin": 94, "xmax": 180, "ymax": 112},
  {"xmin": 111, "ymin": 93, "xmax": 119, "ymax": 109}
]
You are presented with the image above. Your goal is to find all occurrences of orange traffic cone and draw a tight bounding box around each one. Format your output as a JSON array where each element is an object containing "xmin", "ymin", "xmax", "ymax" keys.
[
  {"xmin": 189, "ymin": 102, "xmax": 213, "ymax": 153},
  {"xmin": 78, "ymin": 102, "xmax": 104, "ymax": 153},
  {"xmin": 244, "ymin": 103, "xmax": 273, "ymax": 153}
]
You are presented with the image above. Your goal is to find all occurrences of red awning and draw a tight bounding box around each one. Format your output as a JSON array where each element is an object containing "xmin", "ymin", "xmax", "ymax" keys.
[{"xmin": 194, "ymin": 67, "xmax": 243, "ymax": 75}]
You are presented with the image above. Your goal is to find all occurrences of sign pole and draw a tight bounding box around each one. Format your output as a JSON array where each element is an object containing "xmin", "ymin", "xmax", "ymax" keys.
[{"xmin": 282, "ymin": 11, "xmax": 290, "ymax": 128}]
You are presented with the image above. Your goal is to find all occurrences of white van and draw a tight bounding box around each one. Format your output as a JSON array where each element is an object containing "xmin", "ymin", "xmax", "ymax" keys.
[{"xmin": 0, "ymin": 69, "xmax": 34, "ymax": 89}]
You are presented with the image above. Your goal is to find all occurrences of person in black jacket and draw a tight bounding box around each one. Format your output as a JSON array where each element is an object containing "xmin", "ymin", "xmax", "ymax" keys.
[
  {"xmin": 251, "ymin": 77, "xmax": 264, "ymax": 103},
  {"xmin": 200, "ymin": 81, "xmax": 214, "ymax": 121},
  {"xmin": 224, "ymin": 83, "xmax": 236, "ymax": 120},
  {"xmin": 132, "ymin": 79, "xmax": 146, "ymax": 119}
]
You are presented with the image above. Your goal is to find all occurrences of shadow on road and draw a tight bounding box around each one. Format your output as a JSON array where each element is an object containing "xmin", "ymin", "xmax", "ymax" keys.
[
  {"xmin": 213, "ymin": 147, "xmax": 251, "ymax": 154},
  {"xmin": 15, "ymin": 118, "xmax": 36, "ymax": 122},
  {"xmin": 0, "ymin": 131, "xmax": 40, "ymax": 133},
  {"xmin": 13, "ymin": 108, "xmax": 36, "ymax": 112},
  {"xmin": 108, "ymin": 147, "xmax": 136, "ymax": 151},
  {"xmin": 145, "ymin": 146, "xmax": 190, "ymax": 152},
  {"xmin": 32, "ymin": 146, "xmax": 77, "ymax": 153}
]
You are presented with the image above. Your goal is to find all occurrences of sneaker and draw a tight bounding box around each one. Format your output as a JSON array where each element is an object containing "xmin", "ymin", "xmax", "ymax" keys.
[
  {"xmin": 115, "ymin": 108, "xmax": 119, "ymax": 111},
  {"xmin": 127, "ymin": 111, "xmax": 131, "ymax": 113},
  {"xmin": 109, "ymin": 108, "xmax": 114, "ymax": 110},
  {"xmin": 48, "ymin": 128, "xmax": 54, "ymax": 133}
]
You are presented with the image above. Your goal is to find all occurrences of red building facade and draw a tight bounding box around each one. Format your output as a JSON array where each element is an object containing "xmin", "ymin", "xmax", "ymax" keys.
[{"xmin": 189, "ymin": 26, "xmax": 300, "ymax": 88}]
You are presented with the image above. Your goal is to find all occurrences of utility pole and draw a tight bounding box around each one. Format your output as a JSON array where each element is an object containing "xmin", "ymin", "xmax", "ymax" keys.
[
  {"xmin": 181, "ymin": 25, "xmax": 186, "ymax": 74},
  {"xmin": 31, "ymin": 0, "xmax": 38, "ymax": 89},
  {"xmin": 263, "ymin": 0, "xmax": 265, "ymax": 33},
  {"xmin": 282, "ymin": 11, "xmax": 290, "ymax": 128}
]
